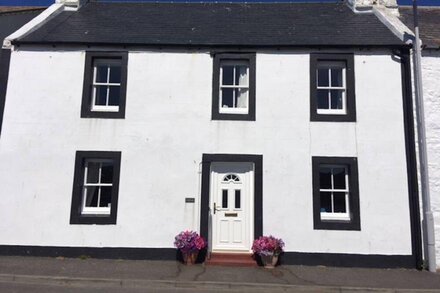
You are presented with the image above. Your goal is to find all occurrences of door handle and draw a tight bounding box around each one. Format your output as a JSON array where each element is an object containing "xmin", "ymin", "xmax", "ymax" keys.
[{"xmin": 213, "ymin": 202, "xmax": 220, "ymax": 214}]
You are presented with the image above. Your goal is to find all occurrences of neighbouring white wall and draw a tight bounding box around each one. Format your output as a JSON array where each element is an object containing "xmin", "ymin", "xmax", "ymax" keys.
[
  {"xmin": 421, "ymin": 50, "xmax": 440, "ymax": 268},
  {"xmin": 0, "ymin": 48, "xmax": 412, "ymax": 255}
]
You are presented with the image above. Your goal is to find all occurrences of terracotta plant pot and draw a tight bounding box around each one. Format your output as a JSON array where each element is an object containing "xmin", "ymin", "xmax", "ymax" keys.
[
  {"xmin": 182, "ymin": 251, "xmax": 199, "ymax": 265},
  {"xmin": 260, "ymin": 254, "xmax": 279, "ymax": 269}
]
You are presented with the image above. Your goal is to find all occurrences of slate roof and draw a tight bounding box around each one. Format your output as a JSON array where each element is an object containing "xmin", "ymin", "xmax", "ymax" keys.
[
  {"xmin": 0, "ymin": 7, "xmax": 45, "ymax": 44},
  {"xmin": 14, "ymin": 2, "xmax": 404, "ymax": 47},
  {"xmin": 399, "ymin": 6, "xmax": 440, "ymax": 49}
]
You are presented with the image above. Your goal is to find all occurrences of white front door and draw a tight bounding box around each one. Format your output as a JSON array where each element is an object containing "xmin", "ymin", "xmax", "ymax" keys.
[{"xmin": 210, "ymin": 162, "xmax": 254, "ymax": 252}]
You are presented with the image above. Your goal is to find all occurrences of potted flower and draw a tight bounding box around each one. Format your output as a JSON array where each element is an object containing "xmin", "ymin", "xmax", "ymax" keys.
[
  {"xmin": 174, "ymin": 230, "xmax": 207, "ymax": 265},
  {"xmin": 252, "ymin": 235, "xmax": 284, "ymax": 268}
]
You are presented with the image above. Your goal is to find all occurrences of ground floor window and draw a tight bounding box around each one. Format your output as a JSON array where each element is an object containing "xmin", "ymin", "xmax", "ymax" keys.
[
  {"xmin": 70, "ymin": 151, "xmax": 121, "ymax": 225},
  {"xmin": 312, "ymin": 156, "xmax": 360, "ymax": 230}
]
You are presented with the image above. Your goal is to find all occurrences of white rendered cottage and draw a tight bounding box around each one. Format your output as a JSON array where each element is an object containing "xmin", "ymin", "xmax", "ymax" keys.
[{"xmin": 0, "ymin": 0, "xmax": 423, "ymax": 268}]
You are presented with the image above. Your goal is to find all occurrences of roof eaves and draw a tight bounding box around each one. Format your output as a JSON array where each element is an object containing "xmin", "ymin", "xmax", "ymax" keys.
[{"xmin": 11, "ymin": 40, "xmax": 410, "ymax": 49}]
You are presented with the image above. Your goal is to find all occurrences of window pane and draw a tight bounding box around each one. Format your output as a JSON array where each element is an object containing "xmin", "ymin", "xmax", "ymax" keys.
[
  {"xmin": 84, "ymin": 186, "xmax": 99, "ymax": 207},
  {"xmin": 235, "ymin": 88, "xmax": 248, "ymax": 108},
  {"xmin": 109, "ymin": 65, "xmax": 122, "ymax": 83},
  {"xmin": 95, "ymin": 86, "xmax": 108, "ymax": 106},
  {"xmin": 317, "ymin": 68, "xmax": 329, "ymax": 87},
  {"xmin": 101, "ymin": 162, "xmax": 114, "ymax": 184},
  {"xmin": 320, "ymin": 192, "xmax": 332, "ymax": 213},
  {"xmin": 95, "ymin": 65, "xmax": 108, "ymax": 83},
  {"xmin": 235, "ymin": 190, "xmax": 241, "ymax": 209},
  {"xmin": 330, "ymin": 90, "xmax": 343, "ymax": 109},
  {"xmin": 222, "ymin": 65, "xmax": 234, "ymax": 85},
  {"xmin": 333, "ymin": 192, "xmax": 347, "ymax": 213},
  {"xmin": 86, "ymin": 162, "xmax": 100, "ymax": 183},
  {"xmin": 333, "ymin": 167, "xmax": 346, "ymax": 189},
  {"xmin": 317, "ymin": 90, "xmax": 329, "ymax": 109},
  {"xmin": 222, "ymin": 189, "xmax": 228, "ymax": 208},
  {"xmin": 100, "ymin": 186, "xmax": 112, "ymax": 208},
  {"xmin": 331, "ymin": 68, "xmax": 343, "ymax": 87},
  {"xmin": 108, "ymin": 86, "xmax": 120, "ymax": 106},
  {"xmin": 235, "ymin": 65, "xmax": 248, "ymax": 86},
  {"xmin": 221, "ymin": 88, "xmax": 234, "ymax": 108},
  {"xmin": 319, "ymin": 167, "xmax": 332, "ymax": 189}
]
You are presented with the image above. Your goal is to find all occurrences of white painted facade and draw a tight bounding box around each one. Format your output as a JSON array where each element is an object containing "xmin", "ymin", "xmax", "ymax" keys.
[
  {"xmin": 421, "ymin": 50, "xmax": 440, "ymax": 268},
  {"xmin": 0, "ymin": 47, "xmax": 414, "ymax": 256}
]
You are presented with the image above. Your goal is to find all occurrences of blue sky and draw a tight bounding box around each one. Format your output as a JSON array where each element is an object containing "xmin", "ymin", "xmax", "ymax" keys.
[{"xmin": 0, "ymin": 0, "xmax": 438, "ymax": 6}]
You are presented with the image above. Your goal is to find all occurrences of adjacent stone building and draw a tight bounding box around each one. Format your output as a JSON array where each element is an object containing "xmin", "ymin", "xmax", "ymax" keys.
[{"xmin": 399, "ymin": 6, "xmax": 440, "ymax": 270}]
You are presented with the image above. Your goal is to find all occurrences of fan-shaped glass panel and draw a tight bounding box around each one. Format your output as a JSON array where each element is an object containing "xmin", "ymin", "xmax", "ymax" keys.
[{"xmin": 222, "ymin": 174, "xmax": 240, "ymax": 183}]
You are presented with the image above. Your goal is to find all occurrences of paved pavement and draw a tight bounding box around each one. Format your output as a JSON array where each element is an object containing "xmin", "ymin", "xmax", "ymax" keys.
[{"xmin": 0, "ymin": 256, "xmax": 439, "ymax": 292}]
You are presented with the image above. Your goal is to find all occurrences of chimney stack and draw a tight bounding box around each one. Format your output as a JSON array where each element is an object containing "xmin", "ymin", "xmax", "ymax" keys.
[
  {"xmin": 55, "ymin": 0, "xmax": 86, "ymax": 10},
  {"xmin": 347, "ymin": 0, "xmax": 399, "ymax": 15}
]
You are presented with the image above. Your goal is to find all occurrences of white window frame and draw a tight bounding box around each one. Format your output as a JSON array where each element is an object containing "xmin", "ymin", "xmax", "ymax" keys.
[
  {"xmin": 219, "ymin": 60, "xmax": 250, "ymax": 115},
  {"xmin": 81, "ymin": 159, "xmax": 113, "ymax": 215},
  {"xmin": 316, "ymin": 61, "xmax": 347, "ymax": 115},
  {"xmin": 91, "ymin": 59, "xmax": 121, "ymax": 113},
  {"xmin": 319, "ymin": 164, "xmax": 350, "ymax": 221}
]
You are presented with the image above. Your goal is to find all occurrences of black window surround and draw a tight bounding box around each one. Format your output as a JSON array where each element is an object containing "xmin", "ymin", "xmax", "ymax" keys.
[
  {"xmin": 70, "ymin": 151, "xmax": 121, "ymax": 225},
  {"xmin": 81, "ymin": 52, "xmax": 128, "ymax": 119},
  {"xmin": 312, "ymin": 156, "xmax": 360, "ymax": 231},
  {"xmin": 310, "ymin": 53, "xmax": 356, "ymax": 122},
  {"xmin": 212, "ymin": 53, "xmax": 256, "ymax": 121}
]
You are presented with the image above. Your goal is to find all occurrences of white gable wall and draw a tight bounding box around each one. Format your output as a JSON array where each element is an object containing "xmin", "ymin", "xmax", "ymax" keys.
[{"xmin": 0, "ymin": 48, "xmax": 412, "ymax": 255}]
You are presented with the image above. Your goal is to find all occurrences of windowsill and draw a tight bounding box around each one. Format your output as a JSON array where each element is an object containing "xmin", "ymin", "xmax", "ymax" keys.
[
  {"xmin": 317, "ymin": 110, "xmax": 347, "ymax": 115},
  {"xmin": 82, "ymin": 209, "xmax": 111, "ymax": 215},
  {"xmin": 91, "ymin": 107, "xmax": 120, "ymax": 112},
  {"xmin": 320, "ymin": 214, "xmax": 351, "ymax": 222},
  {"xmin": 219, "ymin": 109, "xmax": 249, "ymax": 115}
]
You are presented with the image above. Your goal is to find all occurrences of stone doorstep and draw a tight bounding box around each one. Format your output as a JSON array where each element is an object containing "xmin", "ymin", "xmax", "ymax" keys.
[{"xmin": 205, "ymin": 252, "xmax": 258, "ymax": 267}]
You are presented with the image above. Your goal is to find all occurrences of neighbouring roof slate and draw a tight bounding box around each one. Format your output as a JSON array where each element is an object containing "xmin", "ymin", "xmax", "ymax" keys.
[
  {"xmin": 15, "ymin": 2, "xmax": 404, "ymax": 47},
  {"xmin": 0, "ymin": 7, "xmax": 45, "ymax": 44},
  {"xmin": 399, "ymin": 6, "xmax": 440, "ymax": 49}
]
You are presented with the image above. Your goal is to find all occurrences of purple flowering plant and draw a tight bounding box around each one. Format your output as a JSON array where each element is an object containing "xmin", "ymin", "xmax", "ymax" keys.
[
  {"xmin": 174, "ymin": 231, "xmax": 207, "ymax": 254},
  {"xmin": 252, "ymin": 235, "xmax": 285, "ymax": 256}
]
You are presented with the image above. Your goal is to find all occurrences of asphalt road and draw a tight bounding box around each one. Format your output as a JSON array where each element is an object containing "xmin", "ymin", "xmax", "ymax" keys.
[
  {"xmin": 0, "ymin": 256, "xmax": 439, "ymax": 292},
  {"xmin": 0, "ymin": 281, "xmax": 418, "ymax": 293}
]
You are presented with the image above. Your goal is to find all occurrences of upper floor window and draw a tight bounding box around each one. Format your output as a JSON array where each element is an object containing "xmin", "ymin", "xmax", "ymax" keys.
[
  {"xmin": 81, "ymin": 52, "xmax": 128, "ymax": 119},
  {"xmin": 312, "ymin": 156, "xmax": 360, "ymax": 231},
  {"xmin": 212, "ymin": 53, "xmax": 256, "ymax": 121},
  {"xmin": 220, "ymin": 61, "xmax": 249, "ymax": 114},
  {"xmin": 310, "ymin": 54, "xmax": 356, "ymax": 122},
  {"xmin": 316, "ymin": 61, "xmax": 346, "ymax": 114}
]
